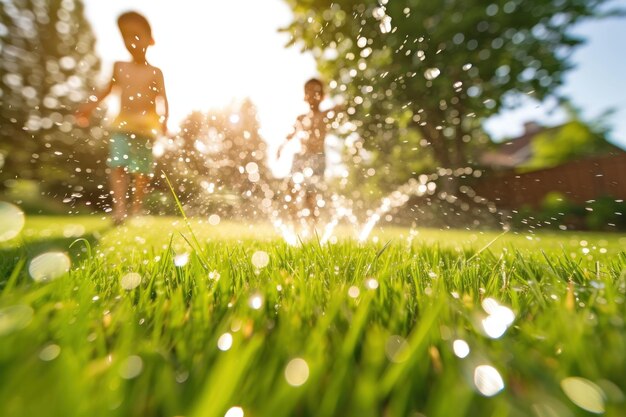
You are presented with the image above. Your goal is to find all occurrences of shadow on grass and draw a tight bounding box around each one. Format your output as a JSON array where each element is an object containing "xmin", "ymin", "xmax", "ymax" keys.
[{"xmin": 0, "ymin": 227, "xmax": 112, "ymax": 288}]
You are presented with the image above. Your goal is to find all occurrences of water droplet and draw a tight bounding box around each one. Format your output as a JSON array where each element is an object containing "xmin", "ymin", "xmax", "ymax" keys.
[
  {"xmin": 453, "ymin": 339, "xmax": 470, "ymax": 358},
  {"xmin": 379, "ymin": 15, "xmax": 393, "ymax": 34},
  {"xmin": 481, "ymin": 299, "xmax": 515, "ymax": 339},
  {"xmin": 39, "ymin": 344, "xmax": 61, "ymax": 361},
  {"xmin": 292, "ymin": 172, "xmax": 304, "ymax": 184},
  {"xmin": 474, "ymin": 365, "xmax": 505, "ymax": 396},
  {"xmin": 29, "ymin": 252, "xmax": 71, "ymax": 282},
  {"xmin": 372, "ymin": 7, "xmax": 386, "ymax": 19},
  {"xmin": 481, "ymin": 297, "xmax": 499, "ymax": 314},
  {"xmin": 348, "ymin": 286, "xmax": 360, "ymax": 298},
  {"xmin": 482, "ymin": 315, "xmax": 508, "ymax": 339},
  {"xmin": 245, "ymin": 162, "xmax": 258, "ymax": 174},
  {"xmin": 284, "ymin": 358, "xmax": 309, "ymax": 386},
  {"xmin": 365, "ymin": 278, "xmax": 379, "ymax": 290},
  {"xmin": 249, "ymin": 293, "xmax": 263, "ymax": 310},
  {"xmin": 120, "ymin": 273, "xmax": 142, "ymax": 290},
  {"xmin": 174, "ymin": 253, "xmax": 190, "ymax": 267},
  {"xmin": 224, "ymin": 407, "xmax": 244, "ymax": 417},
  {"xmin": 208, "ymin": 214, "xmax": 221, "ymax": 226},
  {"xmin": 0, "ymin": 305, "xmax": 34, "ymax": 336},
  {"xmin": 251, "ymin": 251, "xmax": 269, "ymax": 268},
  {"xmin": 590, "ymin": 280, "xmax": 605, "ymax": 290},
  {"xmin": 0, "ymin": 202, "xmax": 25, "ymax": 242},
  {"xmin": 561, "ymin": 377, "xmax": 606, "ymax": 413},
  {"xmin": 119, "ymin": 355, "xmax": 143, "ymax": 379},
  {"xmin": 175, "ymin": 370, "xmax": 189, "ymax": 383},
  {"xmin": 217, "ymin": 332, "xmax": 233, "ymax": 351},
  {"xmin": 424, "ymin": 68, "xmax": 441, "ymax": 80}
]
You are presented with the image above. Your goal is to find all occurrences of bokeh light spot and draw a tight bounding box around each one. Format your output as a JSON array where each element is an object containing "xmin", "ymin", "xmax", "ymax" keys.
[
  {"xmin": 473, "ymin": 365, "xmax": 505, "ymax": 396},
  {"xmin": 120, "ymin": 273, "xmax": 142, "ymax": 290},
  {"xmin": 251, "ymin": 251, "xmax": 269, "ymax": 268},
  {"xmin": 284, "ymin": 358, "xmax": 309, "ymax": 387},
  {"xmin": 29, "ymin": 252, "xmax": 71, "ymax": 282},
  {"xmin": 561, "ymin": 377, "xmax": 606, "ymax": 414},
  {"xmin": 0, "ymin": 202, "xmax": 25, "ymax": 242}
]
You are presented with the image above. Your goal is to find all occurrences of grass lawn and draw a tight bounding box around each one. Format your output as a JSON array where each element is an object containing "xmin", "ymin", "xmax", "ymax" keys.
[{"xmin": 1, "ymin": 215, "xmax": 625, "ymax": 417}]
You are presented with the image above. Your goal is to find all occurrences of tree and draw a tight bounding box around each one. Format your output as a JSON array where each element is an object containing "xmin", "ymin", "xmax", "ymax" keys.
[
  {"xmin": 281, "ymin": 0, "xmax": 615, "ymax": 190},
  {"xmin": 212, "ymin": 98, "xmax": 269, "ymax": 196},
  {"xmin": 0, "ymin": 0, "xmax": 104, "ymax": 205},
  {"xmin": 526, "ymin": 119, "xmax": 618, "ymax": 170},
  {"xmin": 156, "ymin": 100, "xmax": 272, "ymax": 217}
]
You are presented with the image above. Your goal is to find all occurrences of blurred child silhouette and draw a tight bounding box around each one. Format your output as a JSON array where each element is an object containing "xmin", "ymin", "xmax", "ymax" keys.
[
  {"xmin": 277, "ymin": 78, "xmax": 341, "ymax": 222},
  {"xmin": 76, "ymin": 11, "xmax": 168, "ymax": 224}
]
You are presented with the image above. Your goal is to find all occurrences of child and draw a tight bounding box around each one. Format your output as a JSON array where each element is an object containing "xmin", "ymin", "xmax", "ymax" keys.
[
  {"xmin": 76, "ymin": 11, "xmax": 168, "ymax": 224},
  {"xmin": 277, "ymin": 78, "xmax": 340, "ymax": 220}
]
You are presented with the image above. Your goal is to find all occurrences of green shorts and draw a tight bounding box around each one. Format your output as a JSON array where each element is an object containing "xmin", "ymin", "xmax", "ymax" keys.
[{"xmin": 107, "ymin": 132, "xmax": 154, "ymax": 174}]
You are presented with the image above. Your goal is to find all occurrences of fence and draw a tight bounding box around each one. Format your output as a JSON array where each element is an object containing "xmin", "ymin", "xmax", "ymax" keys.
[{"xmin": 473, "ymin": 152, "xmax": 626, "ymax": 209}]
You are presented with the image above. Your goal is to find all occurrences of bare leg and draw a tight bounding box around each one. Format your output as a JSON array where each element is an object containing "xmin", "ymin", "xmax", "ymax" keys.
[
  {"xmin": 131, "ymin": 174, "xmax": 150, "ymax": 216},
  {"xmin": 306, "ymin": 191, "xmax": 317, "ymax": 217},
  {"xmin": 110, "ymin": 167, "xmax": 128, "ymax": 224},
  {"xmin": 304, "ymin": 190, "xmax": 319, "ymax": 233},
  {"xmin": 285, "ymin": 180, "xmax": 298, "ymax": 222}
]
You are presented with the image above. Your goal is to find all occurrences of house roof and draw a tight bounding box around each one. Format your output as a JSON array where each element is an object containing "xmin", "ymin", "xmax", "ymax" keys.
[
  {"xmin": 479, "ymin": 122, "xmax": 624, "ymax": 169},
  {"xmin": 480, "ymin": 123, "xmax": 556, "ymax": 168}
]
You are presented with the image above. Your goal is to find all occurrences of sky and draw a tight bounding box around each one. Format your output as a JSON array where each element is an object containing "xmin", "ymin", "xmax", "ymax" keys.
[
  {"xmin": 485, "ymin": 2, "xmax": 626, "ymax": 147},
  {"xmin": 83, "ymin": 0, "xmax": 317, "ymax": 152},
  {"xmin": 83, "ymin": 0, "xmax": 626, "ymax": 151}
]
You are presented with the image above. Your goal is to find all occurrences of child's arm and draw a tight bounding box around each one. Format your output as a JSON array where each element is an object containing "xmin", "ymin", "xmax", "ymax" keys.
[
  {"xmin": 75, "ymin": 63, "xmax": 118, "ymax": 127},
  {"xmin": 277, "ymin": 115, "xmax": 304, "ymax": 158},
  {"xmin": 155, "ymin": 68, "xmax": 169, "ymax": 135}
]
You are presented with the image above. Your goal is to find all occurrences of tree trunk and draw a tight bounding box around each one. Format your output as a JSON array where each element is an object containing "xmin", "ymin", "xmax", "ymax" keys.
[{"xmin": 418, "ymin": 124, "xmax": 450, "ymax": 169}]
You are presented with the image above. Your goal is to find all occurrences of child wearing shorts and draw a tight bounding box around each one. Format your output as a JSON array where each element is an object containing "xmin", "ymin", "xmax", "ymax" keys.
[
  {"xmin": 76, "ymin": 11, "xmax": 168, "ymax": 224},
  {"xmin": 277, "ymin": 78, "xmax": 340, "ymax": 221}
]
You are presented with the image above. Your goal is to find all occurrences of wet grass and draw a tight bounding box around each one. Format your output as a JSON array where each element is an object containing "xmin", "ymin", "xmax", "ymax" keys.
[{"xmin": 0, "ymin": 215, "xmax": 625, "ymax": 417}]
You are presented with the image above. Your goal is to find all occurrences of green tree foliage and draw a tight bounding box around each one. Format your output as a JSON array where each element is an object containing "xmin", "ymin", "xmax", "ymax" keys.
[
  {"xmin": 157, "ymin": 99, "xmax": 272, "ymax": 216},
  {"xmin": 526, "ymin": 120, "xmax": 617, "ymax": 170},
  {"xmin": 0, "ymin": 0, "xmax": 104, "ymax": 204},
  {"xmin": 281, "ymin": 0, "xmax": 613, "ymax": 190}
]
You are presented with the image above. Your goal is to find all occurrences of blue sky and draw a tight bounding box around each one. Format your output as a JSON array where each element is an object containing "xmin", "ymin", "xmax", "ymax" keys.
[{"xmin": 486, "ymin": 1, "xmax": 626, "ymax": 148}]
